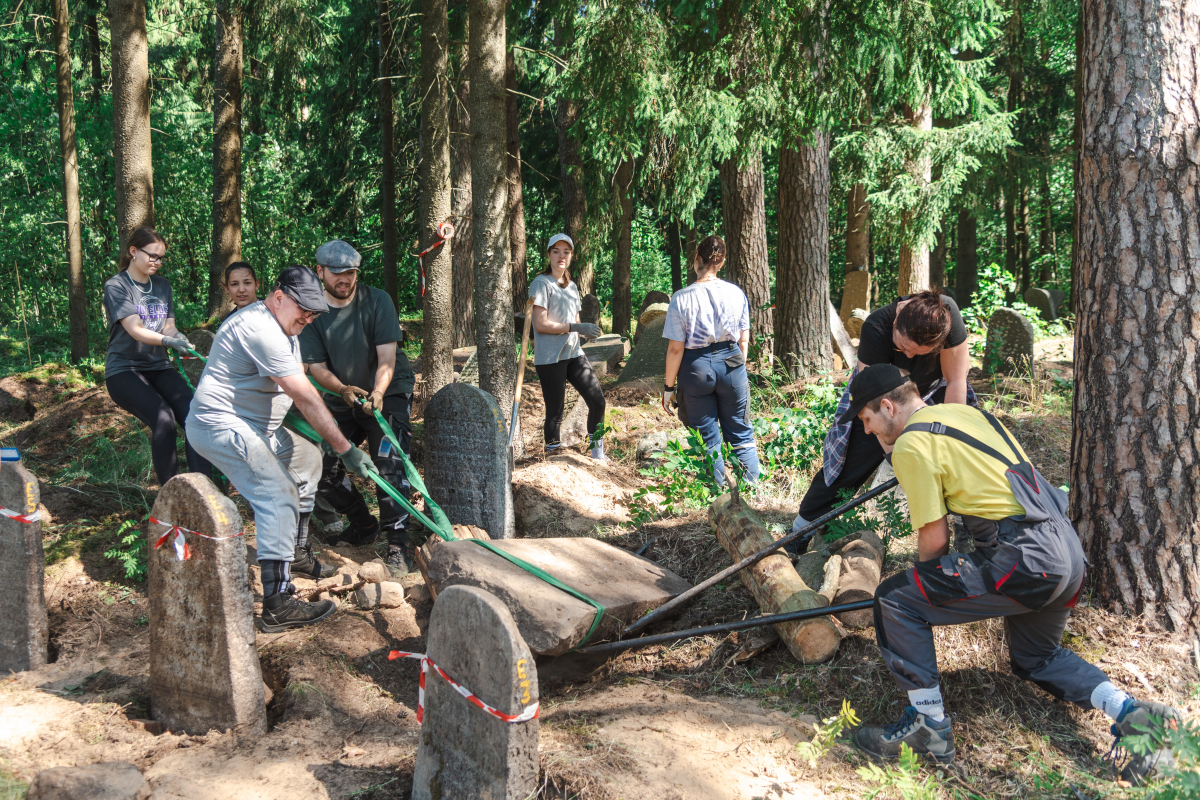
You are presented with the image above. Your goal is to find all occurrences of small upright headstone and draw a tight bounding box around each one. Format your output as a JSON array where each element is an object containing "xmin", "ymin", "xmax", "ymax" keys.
[
  {"xmin": 458, "ymin": 350, "xmax": 480, "ymax": 386},
  {"xmin": 985, "ymin": 308, "xmax": 1036, "ymax": 375},
  {"xmin": 637, "ymin": 291, "xmax": 671, "ymax": 320},
  {"xmin": 616, "ymin": 315, "xmax": 671, "ymax": 390},
  {"xmin": 840, "ymin": 271, "xmax": 871, "ymax": 338},
  {"xmin": 1023, "ymin": 288, "xmax": 1057, "ymax": 322},
  {"xmin": 148, "ymin": 473, "xmax": 265, "ymax": 736},
  {"xmin": 1048, "ymin": 288, "xmax": 1066, "ymax": 318},
  {"xmin": 579, "ymin": 293, "xmax": 601, "ymax": 325},
  {"xmin": 412, "ymin": 586, "xmax": 538, "ymax": 800},
  {"xmin": 634, "ymin": 301, "xmax": 670, "ymax": 345},
  {"xmin": 0, "ymin": 459, "xmax": 47, "ymax": 673},
  {"xmin": 425, "ymin": 383, "xmax": 515, "ymax": 539},
  {"xmin": 181, "ymin": 328, "xmax": 215, "ymax": 387}
]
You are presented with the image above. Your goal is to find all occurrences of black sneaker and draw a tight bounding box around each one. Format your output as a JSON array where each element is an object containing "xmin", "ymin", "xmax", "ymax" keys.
[
  {"xmin": 1109, "ymin": 699, "xmax": 1182, "ymax": 785},
  {"xmin": 386, "ymin": 545, "xmax": 414, "ymax": 576},
  {"xmin": 853, "ymin": 706, "xmax": 956, "ymax": 765},
  {"xmin": 328, "ymin": 518, "xmax": 381, "ymax": 547},
  {"xmin": 292, "ymin": 543, "xmax": 335, "ymax": 579},
  {"xmin": 256, "ymin": 592, "xmax": 336, "ymax": 633}
]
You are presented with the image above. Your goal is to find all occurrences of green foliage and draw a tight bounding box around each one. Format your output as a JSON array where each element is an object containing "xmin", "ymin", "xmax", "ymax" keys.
[
  {"xmin": 824, "ymin": 488, "xmax": 909, "ymax": 548},
  {"xmin": 961, "ymin": 263, "xmax": 1070, "ymax": 345},
  {"xmin": 752, "ymin": 380, "xmax": 842, "ymax": 472},
  {"xmin": 630, "ymin": 428, "xmax": 723, "ymax": 522},
  {"xmin": 1126, "ymin": 715, "xmax": 1200, "ymax": 799},
  {"xmin": 103, "ymin": 519, "xmax": 148, "ymax": 582},
  {"xmin": 794, "ymin": 699, "xmax": 861, "ymax": 766},
  {"xmin": 856, "ymin": 742, "xmax": 943, "ymax": 800}
]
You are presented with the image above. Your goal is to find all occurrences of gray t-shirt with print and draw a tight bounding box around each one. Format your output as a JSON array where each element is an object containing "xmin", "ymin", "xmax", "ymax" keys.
[
  {"xmin": 103, "ymin": 272, "xmax": 174, "ymax": 378},
  {"xmin": 187, "ymin": 301, "xmax": 303, "ymax": 435},
  {"xmin": 529, "ymin": 273, "xmax": 585, "ymax": 366}
]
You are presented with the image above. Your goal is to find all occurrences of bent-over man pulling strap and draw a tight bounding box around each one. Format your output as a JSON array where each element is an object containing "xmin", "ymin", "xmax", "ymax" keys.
[
  {"xmin": 187, "ymin": 266, "xmax": 377, "ymax": 633},
  {"xmin": 300, "ymin": 240, "xmax": 418, "ymax": 575},
  {"xmin": 844, "ymin": 364, "xmax": 1180, "ymax": 784}
]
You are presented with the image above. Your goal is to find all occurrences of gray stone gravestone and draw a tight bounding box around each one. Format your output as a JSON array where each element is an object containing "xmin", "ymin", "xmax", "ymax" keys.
[
  {"xmin": 615, "ymin": 315, "xmax": 670, "ymax": 390},
  {"xmin": 458, "ymin": 350, "xmax": 479, "ymax": 386},
  {"xmin": 985, "ymin": 308, "xmax": 1036, "ymax": 375},
  {"xmin": 1023, "ymin": 288, "xmax": 1057, "ymax": 322},
  {"xmin": 1048, "ymin": 288, "xmax": 1066, "ymax": 318},
  {"xmin": 181, "ymin": 329, "xmax": 214, "ymax": 387},
  {"xmin": 637, "ymin": 290, "xmax": 671, "ymax": 320},
  {"xmin": 634, "ymin": 300, "xmax": 670, "ymax": 345},
  {"xmin": 839, "ymin": 271, "xmax": 871, "ymax": 338},
  {"xmin": 0, "ymin": 459, "xmax": 47, "ymax": 673},
  {"xmin": 148, "ymin": 473, "xmax": 265, "ymax": 735},
  {"xmin": 582, "ymin": 334, "xmax": 629, "ymax": 373},
  {"xmin": 425, "ymin": 382, "xmax": 515, "ymax": 539},
  {"xmin": 412, "ymin": 585, "xmax": 538, "ymax": 800},
  {"xmin": 579, "ymin": 293, "xmax": 601, "ymax": 325}
]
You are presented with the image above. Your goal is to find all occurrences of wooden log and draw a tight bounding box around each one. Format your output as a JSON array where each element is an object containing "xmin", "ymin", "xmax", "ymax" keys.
[
  {"xmin": 793, "ymin": 550, "xmax": 841, "ymax": 603},
  {"xmin": 833, "ymin": 530, "xmax": 884, "ymax": 628},
  {"xmin": 709, "ymin": 494, "xmax": 842, "ymax": 664},
  {"xmin": 414, "ymin": 524, "xmax": 491, "ymax": 601}
]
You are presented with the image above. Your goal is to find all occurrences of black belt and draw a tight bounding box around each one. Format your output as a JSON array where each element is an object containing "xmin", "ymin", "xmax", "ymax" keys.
[{"xmin": 689, "ymin": 340, "xmax": 738, "ymax": 354}]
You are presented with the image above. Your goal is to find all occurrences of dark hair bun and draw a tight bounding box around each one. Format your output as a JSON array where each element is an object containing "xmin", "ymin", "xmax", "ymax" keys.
[{"xmin": 894, "ymin": 290, "xmax": 953, "ymax": 354}]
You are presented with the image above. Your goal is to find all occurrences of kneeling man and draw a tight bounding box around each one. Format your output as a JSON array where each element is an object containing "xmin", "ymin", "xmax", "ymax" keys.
[{"xmin": 844, "ymin": 364, "xmax": 1178, "ymax": 783}]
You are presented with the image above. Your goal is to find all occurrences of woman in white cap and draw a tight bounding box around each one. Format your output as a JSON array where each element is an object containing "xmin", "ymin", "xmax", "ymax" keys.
[{"xmin": 529, "ymin": 233, "xmax": 608, "ymax": 460}]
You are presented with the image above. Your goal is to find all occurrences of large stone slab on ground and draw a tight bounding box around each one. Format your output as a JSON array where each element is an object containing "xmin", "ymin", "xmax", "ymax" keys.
[
  {"xmin": 985, "ymin": 307, "xmax": 1036, "ymax": 375},
  {"xmin": 148, "ymin": 473, "xmax": 265, "ymax": 736},
  {"xmin": 27, "ymin": 762, "xmax": 151, "ymax": 800},
  {"xmin": 1023, "ymin": 287, "xmax": 1058, "ymax": 322},
  {"xmin": 425, "ymin": 382, "xmax": 515, "ymax": 539},
  {"xmin": 180, "ymin": 328, "xmax": 214, "ymax": 387},
  {"xmin": 839, "ymin": 270, "xmax": 871, "ymax": 338},
  {"xmin": 615, "ymin": 315, "xmax": 670, "ymax": 390},
  {"xmin": 427, "ymin": 537, "xmax": 691, "ymax": 655},
  {"xmin": 579, "ymin": 293, "xmax": 601, "ymax": 325},
  {"xmin": 413, "ymin": 585, "xmax": 538, "ymax": 800},
  {"xmin": 582, "ymin": 333, "xmax": 629, "ymax": 373},
  {"xmin": 0, "ymin": 459, "xmax": 46, "ymax": 673}
]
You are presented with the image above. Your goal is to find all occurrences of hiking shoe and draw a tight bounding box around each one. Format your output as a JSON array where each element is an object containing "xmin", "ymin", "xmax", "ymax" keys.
[
  {"xmin": 385, "ymin": 545, "xmax": 414, "ymax": 576},
  {"xmin": 256, "ymin": 592, "xmax": 336, "ymax": 633},
  {"xmin": 292, "ymin": 543, "xmax": 335, "ymax": 579},
  {"xmin": 1110, "ymin": 699, "xmax": 1182, "ymax": 785},
  {"xmin": 328, "ymin": 518, "xmax": 380, "ymax": 547},
  {"xmin": 853, "ymin": 706, "xmax": 956, "ymax": 765}
]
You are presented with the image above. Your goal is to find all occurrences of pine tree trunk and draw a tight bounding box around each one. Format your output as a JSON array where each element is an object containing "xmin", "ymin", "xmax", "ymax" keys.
[
  {"xmin": 845, "ymin": 183, "xmax": 869, "ymax": 274},
  {"xmin": 897, "ymin": 100, "xmax": 932, "ymax": 296},
  {"xmin": 379, "ymin": 0, "xmax": 399, "ymax": 311},
  {"xmin": 450, "ymin": 30, "xmax": 475, "ymax": 348},
  {"xmin": 554, "ymin": 17, "xmax": 590, "ymax": 295},
  {"xmin": 684, "ymin": 223, "xmax": 697, "ymax": 282},
  {"xmin": 955, "ymin": 208, "xmax": 978, "ymax": 308},
  {"xmin": 1071, "ymin": 0, "xmax": 1200, "ymax": 632},
  {"xmin": 53, "ymin": 0, "xmax": 88, "ymax": 362},
  {"xmin": 930, "ymin": 224, "xmax": 947, "ymax": 290},
  {"xmin": 86, "ymin": 6, "xmax": 102, "ymax": 99},
  {"xmin": 469, "ymin": 0, "xmax": 514, "ymax": 420},
  {"xmin": 612, "ymin": 157, "xmax": 634, "ymax": 336},
  {"xmin": 505, "ymin": 51, "xmax": 527, "ymax": 312},
  {"xmin": 1006, "ymin": 0, "xmax": 1025, "ymax": 297},
  {"xmin": 209, "ymin": 0, "xmax": 242, "ymax": 320},
  {"xmin": 1039, "ymin": 160, "xmax": 1054, "ymax": 283},
  {"xmin": 110, "ymin": 0, "xmax": 154, "ymax": 246},
  {"xmin": 719, "ymin": 149, "xmax": 771, "ymax": 356},
  {"xmin": 1019, "ymin": 179, "xmax": 1032, "ymax": 292},
  {"xmin": 775, "ymin": 134, "xmax": 832, "ymax": 378},
  {"xmin": 420, "ymin": 0, "xmax": 453, "ymax": 394},
  {"xmin": 667, "ymin": 219, "xmax": 682, "ymax": 292}
]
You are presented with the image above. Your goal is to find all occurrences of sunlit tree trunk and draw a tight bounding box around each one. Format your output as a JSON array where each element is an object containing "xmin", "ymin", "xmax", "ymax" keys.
[
  {"xmin": 897, "ymin": 99, "xmax": 932, "ymax": 296},
  {"xmin": 505, "ymin": 51, "xmax": 527, "ymax": 312},
  {"xmin": 845, "ymin": 183, "xmax": 869, "ymax": 275},
  {"xmin": 379, "ymin": 0, "xmax": 399, "ymax": 311},
  {"xmin": 612, "ymin": 157, "xmax": 634, "ymax": 336},
  {"xmin": 110, "ymin": 0, "xmax": 154, "ymax": 245},
  {"xmin": 667, "ymin": 219, "xmax": 682, "ymax": 292},
  {"xmin": 209, "ymin": 0, "xmax": 242, "ymax": 320},
  {"xmin": 420, "ymin": 0, "xmax": 453, "ymax": 393},
  {"xmin": 450, "ymin": 26, "xmax": 474, "ymax": 348},
  {"xmin": 554, "ymin": 16, "xmax": 590, "ymax": 295},
  {"xmin": 720, "ymin": 150, "xmax": 771, "ymax": 356},
  {"xmin": 53, "ymin": 0, "xmax": 88, "ymax": 362}
]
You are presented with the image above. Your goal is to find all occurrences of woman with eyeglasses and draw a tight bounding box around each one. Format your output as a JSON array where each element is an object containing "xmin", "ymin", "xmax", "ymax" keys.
[{"xmin": 103, "ymin": 226, "xmax": 213, "ymax": 487}]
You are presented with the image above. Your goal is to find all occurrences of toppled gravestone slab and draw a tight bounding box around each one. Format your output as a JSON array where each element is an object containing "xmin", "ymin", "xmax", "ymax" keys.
[
  {"xmin": 615, "ymin": 314, "xmax": 670, "ymax": 390},
  {"xmin": 985, "ymin": 307, "xmax": 1036, "ymax": 375},
  {"xmin": 27, "ymin": 762, "xmax": 151, "ymax": 800},
  {"xmin": 149, "ymin": 473, "xmax": 265, "ymax": 736},
  {"xmin": 0, "ymin": 459, "xmax": 47, "ymax": 674},
  {"xmin": 582, "ymin": 333, "xmax": 629, "ymax": 373},
  {"xmin": 412, "ymin": 586, "xmax": 538, "ymax": 800},
  {"xmin": 1023, "ymin": 287, "xmax": 1057, "ymax": 322},
  {"xmin": 425, "ymin": 382, "xmax": 515, "ymax": 539},
  {"xmin": 428, "ymin": 537, "xmax": 692, "ymax": 655},
  {"xmin": 579, "ymin": 293, "xmax": 601, "ymax": 325},
  {"xmin": 180, "ymin": 328, "xmax": 214, "ymax": 387}
]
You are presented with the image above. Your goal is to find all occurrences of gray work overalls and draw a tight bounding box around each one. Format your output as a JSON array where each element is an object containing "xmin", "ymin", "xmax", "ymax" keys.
[{"xmin": 873, "ymin": 407, "xmax": 1111, "ymax": 708}]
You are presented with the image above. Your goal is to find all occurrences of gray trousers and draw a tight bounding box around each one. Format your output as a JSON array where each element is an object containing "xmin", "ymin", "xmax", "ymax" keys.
[{"xmin": 189, "ymin": 418, "xmax": 322, "ymax": 562}]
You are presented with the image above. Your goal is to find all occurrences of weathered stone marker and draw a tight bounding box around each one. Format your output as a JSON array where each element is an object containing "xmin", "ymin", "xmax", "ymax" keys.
[
  {"xmin": 839, "ymin": 270, "xmax": 871, "ymax": 338},
  {"xmin": 457, "ymin": 349, "xmax": 480, "ymax": 386},
  {"xmin": 412, "ymin": 586, "xmax": 538, "ymax": 800},
  {"xmin": 1023, "ymin": 287, "xmax": 1057, "ymax": 322},
  {"xmin": 425, "ymin": 382, "xmax": 515, "ymax": 539},
  {"xmin": 985, "ymin": 307, "xmax": 1036, "ymax": 375},
  {"xmin": 148, "ymin": 473, "xmax": 265, "ymax": 735},
  {"xmin": 579, "ymin": 293, "xmax": 601, "ymax": 324},
  {"xmin": 180, "ymin": 328, "xmax": 214, "ymax": 387},
  {"xmin": 615, "ymin": 314, "xmax": 670, "ymax": 390},
  {"xmin": 582, "ymin": 333, "xmax": 629, "ymax": 373},
  {"xmin": 634, "ymin": 292, "xmax": 671, "ymax": 343},
  {"xmin": 0, "ymin": 459, "xmax": 47, "ymax": 673}
]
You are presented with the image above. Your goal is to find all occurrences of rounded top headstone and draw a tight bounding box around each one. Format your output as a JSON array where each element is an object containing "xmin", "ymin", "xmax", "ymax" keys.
[
  {"xmin": 638, "ymin": 302, "xmax": 670, "ymax": 329},
  {"xmin": 637, "ymin": 291, "xmax": 671, "ymax": 320},
  {"xmin": 579, "ymin": 294, "xmax": 601, "ymax": 325}
]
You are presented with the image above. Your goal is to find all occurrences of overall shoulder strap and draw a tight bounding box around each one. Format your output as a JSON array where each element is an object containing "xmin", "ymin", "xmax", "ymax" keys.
[{"xmin": 902, "ymin": 420, "xmax": 1020, "ymax": 469}]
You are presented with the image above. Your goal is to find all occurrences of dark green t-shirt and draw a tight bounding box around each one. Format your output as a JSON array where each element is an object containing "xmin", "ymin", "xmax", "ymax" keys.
[{"xmin": 298, "ymin": 285, "xmax": 415, "ymax": 409}]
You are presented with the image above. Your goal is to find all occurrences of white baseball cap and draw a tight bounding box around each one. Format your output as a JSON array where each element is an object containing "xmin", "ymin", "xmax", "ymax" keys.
[{"xmin": 547, "ymin": 233, "xmax": 574, "ymax": 251}]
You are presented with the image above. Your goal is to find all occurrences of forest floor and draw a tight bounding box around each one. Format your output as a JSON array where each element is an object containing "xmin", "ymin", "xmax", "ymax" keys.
[{"xmin": 0, "ymin": 335, "xmax": 1196, "ymax": 800}]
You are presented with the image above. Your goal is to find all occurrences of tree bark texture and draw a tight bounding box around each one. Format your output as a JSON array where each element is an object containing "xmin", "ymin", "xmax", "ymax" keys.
[
  {"xmin": 611, "ymin": 157, "xmax": 634, "ymax": 336},
  {"xmin": 684, "ymin": 223, "xmax": 697, "ymax": 282},
  {"xmin": 53, "ymin": 0, "xmax": 88, "ymax": 362},
  {"xmin": 379, "ymin": 0, "xmax": 400, "ymax": 311},
  {"xmin": 1071, "ymin": 0, "xmax": 1200, "ymax": 632},
  {"xmin": 930, "ymin": 224, "xmax": 947, "ymax": 290},
  {"xmin": 419, "ymin": 0, "xmax": 454, "ymax": 394},
  {"xmin": 505, "ymin": 51, "xmax": 527, "ymax": 313},
  {"xmin": 86, "ymin": 7, "xmax": 103, "ymax": 98},
  {"xmin": 469, "ymin": 0, "xmax": 514, "ymax": 421},
  {"xmin": 554, "ymin": 17, "xmax": 590, "ymax": 295},
  {"xmin": 719, "ymin": 149, "xmax": 771, "ymax": 356},
  {"xmin": 450, "ymin": 33, "xmax": 475, "ymax": 348},
  {"xmin": 955, "ymin": 208, "xmax": 978, "ymax": 308},
  {"xmin": 775, "ymin": 134, "xmax": 832, "ymax": 378},
  {"xmin": 110, "ymin": 0, "xmax": 154, "ymax": 246},
  {"xmin": 897, "ymin": 100, "xmax": 932, "ymax": 297},
  {"xmin": 1006, "ymin": 0, "xmax": 1025, "ymax": 294},
  {"xmin": 667, "ymin": 219, "xmax": 682, "ymax": 292},
  {"xmin": 845, "ymin": 183, "xmax": 870, "ymax": 274},
  {"xmin": 209, "ymin": 0, "xmax": 242, "ymax": 320},
  {"xmin": 1019, "ymin": 180, "xmax": 1032, "ymax": 292}
]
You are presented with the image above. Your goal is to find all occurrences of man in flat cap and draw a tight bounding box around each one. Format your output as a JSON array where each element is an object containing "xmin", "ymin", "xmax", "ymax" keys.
[
  {"xmin": 188, "ymin": 266, "xmax": 376, "ymax": 632},
  {"xmin": 301, "ymin": 239, "xmax": 418, "ymax": 575}
]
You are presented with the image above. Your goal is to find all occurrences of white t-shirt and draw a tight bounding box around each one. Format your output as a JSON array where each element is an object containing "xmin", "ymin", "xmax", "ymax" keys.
[
  {"xmin": 529, "ymin": 273, "xmax": 585, "ymax": 366},
  {"xmin": 662, "ymin": 279, "xmax": 750, "ymax": 349}
]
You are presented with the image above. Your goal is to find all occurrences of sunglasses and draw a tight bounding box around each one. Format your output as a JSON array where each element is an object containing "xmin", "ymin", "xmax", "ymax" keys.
[{"xmin": 136, "ymin": 247, "xmax": 166, "ymax": 264}]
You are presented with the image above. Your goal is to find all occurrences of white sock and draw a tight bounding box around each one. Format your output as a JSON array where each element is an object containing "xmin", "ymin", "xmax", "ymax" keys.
[
  {"xmin": 791, "ymin": 514, "xmax": 811, "ymax": 534},
  {"xmin": 908, "ymin": 687, "xmax": 945, "ymax": 722},
  {"xmin": 1091, "ymin": 681, "xmax": 1133, "ymax": 720}
]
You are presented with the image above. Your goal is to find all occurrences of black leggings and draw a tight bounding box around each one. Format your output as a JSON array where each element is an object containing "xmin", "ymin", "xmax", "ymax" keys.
[
  {"xmin": 105, "ymin": 368, "xmax": 212, "ymax": 486},
  {"xmin": 535, "ymin": 355, "xmax": 606, "ymax": 446}
]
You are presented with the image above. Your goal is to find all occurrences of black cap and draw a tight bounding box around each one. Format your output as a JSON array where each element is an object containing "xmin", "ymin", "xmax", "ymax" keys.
[
  {"xmin": 837, "ymin": 364, "xmax": 915, "ymax": 424},
  {"xmin": 275, "ymin": 265, "xmax": 330, "ymax": 313}
]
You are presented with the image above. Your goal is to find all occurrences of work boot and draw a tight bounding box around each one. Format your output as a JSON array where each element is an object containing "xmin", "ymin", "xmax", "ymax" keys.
[
  {"xmin": 328, "ymin": 518, "xmax": 380, "ymax": 547},
  {"xmin": 1110, "ymin": 699, "xmax": 1181, "ymax": 785},
  {"xmin": 385, "ymin": 545, "xmax": 414, "ymax": 576},
  {"xmin": 292, "ymin": 543, "xmax": 335, "ymax": 579},
  {"xmin": 853, "ymin": 706, "xmax": 956, "ymax": 765},
  {"xmin": 257, "ymin": 590, "xmax": 336, "ymax": 633}
]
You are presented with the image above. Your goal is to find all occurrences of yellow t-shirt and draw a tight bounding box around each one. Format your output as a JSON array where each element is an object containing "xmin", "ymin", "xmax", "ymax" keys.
[{"xmin": 891, "ymin": 405, "xmax": 1030, "ymax": 532}]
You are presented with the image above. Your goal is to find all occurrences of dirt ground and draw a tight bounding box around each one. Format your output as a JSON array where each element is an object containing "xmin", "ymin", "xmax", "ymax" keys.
[{"xmin": 0, "ymin": 338, "xmax": 1196, "ymax": 799}]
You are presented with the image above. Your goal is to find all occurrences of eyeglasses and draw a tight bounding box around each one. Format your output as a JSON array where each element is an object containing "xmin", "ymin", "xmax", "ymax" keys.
[
  {"xmin": 284, "ymin": 292, "xmax": 320, "ymax": 321},
  {"xmin": 137, "ymin": 247, "xmax": 166, "ymax": 264}
]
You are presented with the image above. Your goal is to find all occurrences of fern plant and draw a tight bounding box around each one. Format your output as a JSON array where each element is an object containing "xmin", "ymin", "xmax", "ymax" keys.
[
  {"xmin": 104, "ymin": 519, "xmax": 147, "ymax": 582},
  {"xmin": 857, "ymin": 742, "xmax": 943, "ymax": 800},
  {"xmin": 794, "ymin": 699, "xmax": 862, "ymax": 766}
]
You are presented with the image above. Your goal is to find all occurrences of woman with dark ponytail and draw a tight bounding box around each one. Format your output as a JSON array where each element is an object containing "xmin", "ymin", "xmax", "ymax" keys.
[
  {"xmin": 103, "ymin": 227, "xmax": 212, "ymax": 486},
  {"xmin": 791, "ymin": 288, "xmax": 972, "ymax": 544}
]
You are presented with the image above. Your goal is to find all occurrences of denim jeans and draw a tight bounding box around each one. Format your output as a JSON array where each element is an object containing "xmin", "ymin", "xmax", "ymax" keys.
[{"xmin": 679, "ymin": 342, "xmax": 761, "ymax": 485}]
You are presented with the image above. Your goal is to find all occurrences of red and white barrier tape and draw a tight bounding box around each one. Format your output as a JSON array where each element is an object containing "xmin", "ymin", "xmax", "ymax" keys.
[
  {"xmin": 150, "ymin": 516, "xmax": 244, "ymax": 562},
  {"xmin": 0, "ymin": 506, "xmax": 41, "ymax": 523},
  {"xmin": 388, "ymin": 650, "xmax": 538, "ymax": 724},
  {"xmin": 415, "ymin": 221, "xmax": 455, "ymax": 297}
]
